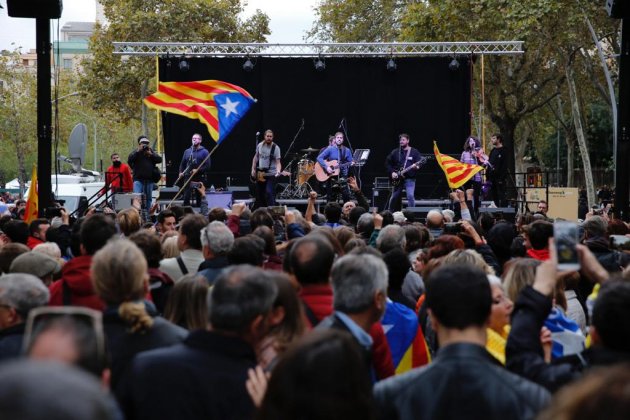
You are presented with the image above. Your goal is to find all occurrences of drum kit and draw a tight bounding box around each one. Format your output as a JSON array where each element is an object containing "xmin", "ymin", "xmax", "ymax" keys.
[{"xmin": 278, "ymin": 147, "xmax": 320, "ymax": 199}]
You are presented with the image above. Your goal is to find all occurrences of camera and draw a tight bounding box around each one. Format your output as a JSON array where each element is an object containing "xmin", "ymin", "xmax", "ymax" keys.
[
  {"xmin": 269, "ymin": 206, "xmax": 285, "ymax": 217},
  {"xmin": 44, "ymin": 207, "xmax": 62, "ymax": 219},
  {"xmin": 443, "ymin": 222, "xmax": 462, "ymax": 235}
]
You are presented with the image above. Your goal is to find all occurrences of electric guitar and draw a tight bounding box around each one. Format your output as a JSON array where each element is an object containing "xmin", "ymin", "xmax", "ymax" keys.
[
  {"xmin": 251, "ymin": 170, "xmax": 291, "ymax": 183},
  {"xmin": 390, "ymin": 156, "xmax": 430, "ymax": 187},
  {"xmin": 314, "ymin": 160, "xmax": 355, "ymax": 182}
]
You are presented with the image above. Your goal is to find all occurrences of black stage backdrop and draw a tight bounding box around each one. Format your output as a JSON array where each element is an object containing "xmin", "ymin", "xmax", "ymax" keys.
[{"xmin": 160, "ymin": 56, "xmax": 471, "ymax": 199}]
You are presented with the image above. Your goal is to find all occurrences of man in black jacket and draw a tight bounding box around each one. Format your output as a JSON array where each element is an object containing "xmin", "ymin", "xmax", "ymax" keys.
[
  {"xmin": 128, "ymin": 135, "xmax": 162, "ymax": 216},
  {"xmin": 385, "ymin": 133, "xmax": 423, "ymax": 211},
  {"xmin": 127, "ymin": 265, "xmax": 277, "ymax": 420},
  {"xmin": 374, "ymin": 264, "xmax": 550, "ymax": 420},
  {"xmin": 486, "ymin": 133, "xmax": 508, "ymax": 207}
]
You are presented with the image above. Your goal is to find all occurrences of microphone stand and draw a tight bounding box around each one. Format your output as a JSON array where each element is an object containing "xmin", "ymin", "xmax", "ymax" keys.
[{"xmin": 283, "ymin": 119, "xmax": 305, "ymax": 160}]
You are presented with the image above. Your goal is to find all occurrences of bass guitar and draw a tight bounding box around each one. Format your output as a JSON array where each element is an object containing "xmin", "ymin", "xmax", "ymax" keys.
[
  {"xmin": 251, "ymin": 170, "xmax": 291, "ymax": 183},
  {"xmin": 391, "ymin": 156, "xmax": 430, "ymax": 187},
  {"xmin": 314, "ymin": 160, "xmax": 355, "ymax": 182}
]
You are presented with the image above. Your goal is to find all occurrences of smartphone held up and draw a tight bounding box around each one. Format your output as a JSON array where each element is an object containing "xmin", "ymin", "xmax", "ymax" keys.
[{"xmin": 554, "ymin": 221, "xmax": 580, "ymax": 271}]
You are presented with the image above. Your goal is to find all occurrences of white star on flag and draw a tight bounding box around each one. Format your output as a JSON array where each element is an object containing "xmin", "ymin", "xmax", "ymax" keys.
[{"xmin": 221, "ymin": 97, "xmax": 240, "ymax": 118}]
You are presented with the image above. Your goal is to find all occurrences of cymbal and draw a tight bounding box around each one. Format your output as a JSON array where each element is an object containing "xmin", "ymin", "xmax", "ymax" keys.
[{"xmin": 300, "ymin": 147, "xmax": 319, "ymax": 153}]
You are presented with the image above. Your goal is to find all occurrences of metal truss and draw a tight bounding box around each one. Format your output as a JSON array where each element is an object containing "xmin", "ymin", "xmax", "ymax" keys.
[{"xmin": 113, "ymin": 42, "xmax": 524, "ymax": 57}]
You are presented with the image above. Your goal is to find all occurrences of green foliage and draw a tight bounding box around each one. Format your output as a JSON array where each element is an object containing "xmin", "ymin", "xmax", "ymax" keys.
[{"xmin": 79, "ymin": 0, "xmax": 270, "ymax": 127}]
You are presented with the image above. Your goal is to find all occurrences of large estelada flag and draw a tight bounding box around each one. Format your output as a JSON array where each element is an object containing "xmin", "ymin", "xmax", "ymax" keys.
[
  {"xmin": 24, "ymin": 165, "xmax": 39, "ymax": 224},
  {"xmin": 433, "ymin": 141, "xmax": 483, "ymax": 189},
  {"xmin": 144, "ymin": 80, "xmax": 256, "ymax": 144}
]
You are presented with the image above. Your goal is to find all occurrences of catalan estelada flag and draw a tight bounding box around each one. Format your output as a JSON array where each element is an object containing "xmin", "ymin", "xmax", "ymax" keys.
[
  {"xmin": 144, "ymin": 80, "xmax": 256, "ymax": 143},
  {"xmin": 433, "ymin": 141, "xmax": 483, "ymax": 189},
  {"xmin": 24, "ymin": 165, "xmax": 39, "ymax": 224},
  {"xmin": 382, "ymin": 300, "xmax": 430, "ymax": 374}
]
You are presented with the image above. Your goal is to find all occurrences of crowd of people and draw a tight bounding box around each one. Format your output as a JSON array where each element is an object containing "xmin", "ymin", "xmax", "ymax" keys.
[{"xmin": 0, "ymin": 179, "xmax": 629, "ymax": 419}]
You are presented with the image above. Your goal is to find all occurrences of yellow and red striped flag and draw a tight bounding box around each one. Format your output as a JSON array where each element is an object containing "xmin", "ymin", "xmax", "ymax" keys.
[
  {"xmin": 144, "ymin": 80, "xmax": 255, "ymax": 143},
  {"xmin": 433, "ymin": 141, "xmax": 483, "ymax": 189},
  {"xmin": 24, "ymin": 165, "xmax": 39, "ymax": 224}
]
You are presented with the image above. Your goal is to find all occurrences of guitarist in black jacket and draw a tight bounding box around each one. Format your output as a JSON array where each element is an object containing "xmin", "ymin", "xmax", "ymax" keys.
[{"xmin": 386, "ymin": 133, "xmax": 423, "ymax": 211}]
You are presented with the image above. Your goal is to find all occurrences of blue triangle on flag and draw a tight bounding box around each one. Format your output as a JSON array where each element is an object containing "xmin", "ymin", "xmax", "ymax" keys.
[{"xmin": 214, "ymin": 92, "xmax": 255, "ymax": 143}]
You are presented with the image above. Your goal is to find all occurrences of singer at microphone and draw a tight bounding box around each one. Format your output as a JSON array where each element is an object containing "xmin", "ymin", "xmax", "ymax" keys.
[
  {"xmin": 316, "ymin": 130, "xmax": 354, "ymax": 203},
  {"xmin": 178, "ymin": 133, "xmax": 211, "ymax": 207}
]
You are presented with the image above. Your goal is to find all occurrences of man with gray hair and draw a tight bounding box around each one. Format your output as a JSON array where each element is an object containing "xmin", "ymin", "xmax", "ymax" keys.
[
  {"xmin": 426, "ymin": 209, "xmax": 444, "ymax": 238},
  {"xmin": 318, "ymin": 254, "xmax": 389, "ymax": 380},
  {"xmin": 198, "ymin": 221, "xmax": 235, "ymax": 285},
  {"xmin": 0, "ymin": 273, "xmax": 50, "ymax": 360},
  {"xmin": 356, "ymin": 212, "xmax": 375, "ymax": 242},
  {"xmin": 127, "ymin": 265, "xmax": 278, "ymax": 420}
]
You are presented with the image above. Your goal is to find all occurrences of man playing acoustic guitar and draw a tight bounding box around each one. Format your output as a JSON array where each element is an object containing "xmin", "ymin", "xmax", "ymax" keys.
[
  {"xmin": 315, "ymin": 131, "xmax": 354, "ymax": 203},
  {"xmin": 386, "ymin": 133, "xmax": 423, "ymax": 211},
  {"xmin": 251, "ymin": 129, "xmax": 282, "ymax": 208}
]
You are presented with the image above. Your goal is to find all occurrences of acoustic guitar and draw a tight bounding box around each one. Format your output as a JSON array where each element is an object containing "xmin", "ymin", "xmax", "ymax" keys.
[{"xmin": 314, "ymin": 160, "xmax": 355, "ymax": 182}]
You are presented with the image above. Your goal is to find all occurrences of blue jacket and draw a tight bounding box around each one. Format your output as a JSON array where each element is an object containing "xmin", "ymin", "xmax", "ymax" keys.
[{"xmin": 179, "ymin": 146, "xmax": 210, "ymax": 177}]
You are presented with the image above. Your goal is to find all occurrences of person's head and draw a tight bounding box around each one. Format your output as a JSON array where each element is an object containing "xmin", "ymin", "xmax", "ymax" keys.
[
  {"xmin": 257, "ymin": 330, "xmax": 374, "ymax": 420},
  {"xmin": 333, "ymin": 131, "xmax": 344, "ymax": 146},
  {"xmin": 582, "ymin": 216, "xmax": 608, "ymax": 239},
  {"xmin": 129, "ymin": 230, "xmax": 163, "ymax": 269},
  {"xmin": 463, "ymin": 136, "xmax": 480, "ymax": 151},
  {"xmin": 486, "ymin": 222, "xmax": 518, "ymax": 270},
  {"xmin": 425, "ymin": 264, "xmax": 492, "ymax": 332},
  {"xmin": 523, "ymin": 220, "xmax": 553, "ymax": 250},
  {"xmin": 0, "ymin": 360, "xmax": 117, "ymax": 420},
  {"xmin": 426, "ymin": 210, "xmax": 444, "ymax": 228},
  {"xmin": 227, "ymin": 235, "xmax": 265, "ymax": 266},
  {"xmin": 264, "ymin": 129, "xmax": 274, "ymax": 144},
  {"xmin": 10, "ymin": 252, "xmax": 61, "ymax": 286},
  {"xmin": 334, "ymin": 226, "xmax": 356, "ymax": 250},
  {"xmin": 191, "ymin": 133, "xmax": 202, "ymax": 147},
  {"xmin": 324, "ymin": 202, "xmax": 342, "ymax": 223},
  {"xmin": 110, "ymin": 153, "xmax": 122, "ymax": 168},
  {"xmin": 383, "ymin": 248, "xmax": 411, "ymax": 292},
  {"xmin": 289, "ymin": 235, "xmax": 335, "ymax": 286},
  {"xmin": 250, "ymin": 208, "xmax": 274, "ymax": 231},
  {"xmin": 263, "ymin": 271, "xmax": 305, "ymax": 355},
  {"xmin": 331, "ymin": 254, "xmax": 388, "ymax": 322},
  {"xmin": 487, "ymin": 277, "xmax": 513, "ymax": 334},
  {"xmin": 502, "ymin": 258, "xmax": 541, "ymax": 302},
  {"xmin": 393, "ymin": 211, "xmax": 407, "ymax": 225},
  {"xmin": 375, "ymin": 224, "xmax": 406, "ymax": 254},
  {"xmin": 0, "ymin": 243, "xmax": 30, "ymax": 274},
  {"xmin": 32, "ymin": 242, "xmax": 62, "ymax": 260},
  {"xmin": 91, "ymin": 240, "xmax": 153, "ymax": 333},
  {"xmin": 3, "ymin": 220, "xmax": 29, "ymax": 244},
  {"xmin": 207, "ymin": 207, "xmax": 227, "ymax": 223},
  {"xmin": 200, "ymin": 221, "xmax": 235, "ymax": 259},
  {"xmin": 164, "ymin": 274, "xmax": 209, "ymax": 331},
  {"xmin": 399, "ymin": 133, "xmax": 410, "ymax": 148},
  {"xmin": 491, "ymin": 133, "xmax": 503, "ymax": 147},
  {"xmin": 342, "ymin": 201, "xmax": 356, "ymax": 217},
  {"xmin": 209, "ymin": 265, "xmax": 278, "ymax": 343},
  {"xmin": 162, "ymin": 235, "xmax": 180, "ymax": 259},
  {"xmin": 356, "ymin": 212, "xmax": 374, "ymax": 236},
  {"xmin": 116, "ymin": 208, "xmax": 141, "ymax": 237},
  {"xmin": 591, "ymin": 281, "xmax": 630, "ymax": 353},
  {"xmin": 442, "ymin": 248, "xmax": 495, "ymax": 275},
  {"xmin": 157, "ymin": 209, "xmax": 177, "ymax": 234},
  {"xmin": 349, "ymin": 206, "xmax": 367, "ymax": 228},
  {"xmin": 137, "ymin": 135, "xmax": 149, "ymax": 145},
  {"xmin": 537, "ymin": 200, "xmax": 548, "ymax": 215},
  {"xmin": 252, "ymin": 225, "xmax": 277, "ymax": 256},
  {"xmin": 80, "ymin": 214, "xmax": 117, "ymax": 256},
  {"xmin": 29, "ymin": 218, "xmax": 50, "ymax": 242},
  {"xmin": 178, "ymin": 213, "xmax": 207, "ymax": 251},
  {"xmin": 0, "ymin": 273, "xmax": 49, "ymax": 329},
  {"xmin": 427, "ymin": 234, "xmax": 465, "ymax": 260}
]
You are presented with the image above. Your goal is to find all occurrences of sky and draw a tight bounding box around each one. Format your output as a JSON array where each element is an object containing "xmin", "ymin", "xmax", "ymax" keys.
[{"xmin": 0, "ymin": 0, "xmax": 318, "ymax": 51}]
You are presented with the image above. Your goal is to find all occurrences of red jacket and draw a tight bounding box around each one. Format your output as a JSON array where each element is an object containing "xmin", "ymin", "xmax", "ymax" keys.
[
  {"xmin": 299, "ymin": 284, "xmax": 395, "ymax": 380},
  {"xmin": 105, "ymin": 163, "xmax": 133, "ymax": 193},
  {"xmin": 26, "ymin": 236, "xmax": 44, "ymax": 250},
  {"xmin": 49, "ymin": 255, "xmax": 105, "ymax": 311}
]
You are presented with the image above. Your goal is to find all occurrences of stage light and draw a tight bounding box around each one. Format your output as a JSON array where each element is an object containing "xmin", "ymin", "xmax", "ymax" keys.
[
  {"xmin": 449, "ymin": 58, "xmax": 460, "ymax": 71},
  {"xmin": 386, "ymin": 58, "xmax": 397, "ymax": 71},
  {"xmin": 179, "ymin": 57, "xmax": 189, "ymax": 72},
  {"xmin": 243, "ymin": 57, "xmax": 254, "ymax": 72},
  {"xmin": 314, "ymin": 56, "xmax": 326, "ymax": 72}
]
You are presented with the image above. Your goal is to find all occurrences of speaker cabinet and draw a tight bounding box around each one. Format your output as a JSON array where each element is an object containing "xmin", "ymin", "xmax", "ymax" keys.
[{"xmin": 7, "ymin": 0, "xmax": 63, "ymax": 18}]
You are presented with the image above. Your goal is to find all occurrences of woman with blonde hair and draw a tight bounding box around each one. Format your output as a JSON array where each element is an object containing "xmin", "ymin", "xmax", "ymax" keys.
[
  {"xmin": 116, "ymin": 207, "xmax": 142, "ymax": 237},
  {"xmin": 91, "ymin": 239, "xmax": 187, "ymax": 401}
]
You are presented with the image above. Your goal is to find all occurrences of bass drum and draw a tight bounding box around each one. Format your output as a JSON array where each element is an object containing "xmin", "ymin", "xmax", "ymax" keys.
[{"xmin": 297, "ymin": 159, "xmax": 315, "ymax": 185}]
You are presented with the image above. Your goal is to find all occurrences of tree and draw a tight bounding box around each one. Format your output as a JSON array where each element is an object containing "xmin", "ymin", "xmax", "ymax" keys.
[
  {"xmin": 79, "ymin": 0, "xmax": 270, "ymax": 135},
  {"xmin": 0, "ymin": 51, "xmax": 38, "ymax": 189}
]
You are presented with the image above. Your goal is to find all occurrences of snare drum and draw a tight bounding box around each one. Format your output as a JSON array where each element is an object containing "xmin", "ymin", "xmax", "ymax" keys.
[{"xmin": 298, "ymin": 160, "xmax": 315, "ymax": 185}]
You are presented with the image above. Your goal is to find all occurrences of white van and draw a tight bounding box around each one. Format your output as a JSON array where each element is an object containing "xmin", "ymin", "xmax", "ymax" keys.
[{"xmin": 21, "ymin": 173, "xmax": 106, "ymax": 215}]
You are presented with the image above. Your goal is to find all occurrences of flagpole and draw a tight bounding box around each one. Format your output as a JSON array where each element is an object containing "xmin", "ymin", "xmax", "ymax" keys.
[{"xmin": 166, "ymin": 143, "xmax": 219, "ymax": 208}]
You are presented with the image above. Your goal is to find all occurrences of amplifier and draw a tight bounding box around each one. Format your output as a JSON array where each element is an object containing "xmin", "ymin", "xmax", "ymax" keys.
[
  {"xmin": 112, "ymin": 193, "xmax": 143, "ymax": 211},
  {"xmin": 373, "ymin": 177, "xmax": 391, "ymax": 189}
]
